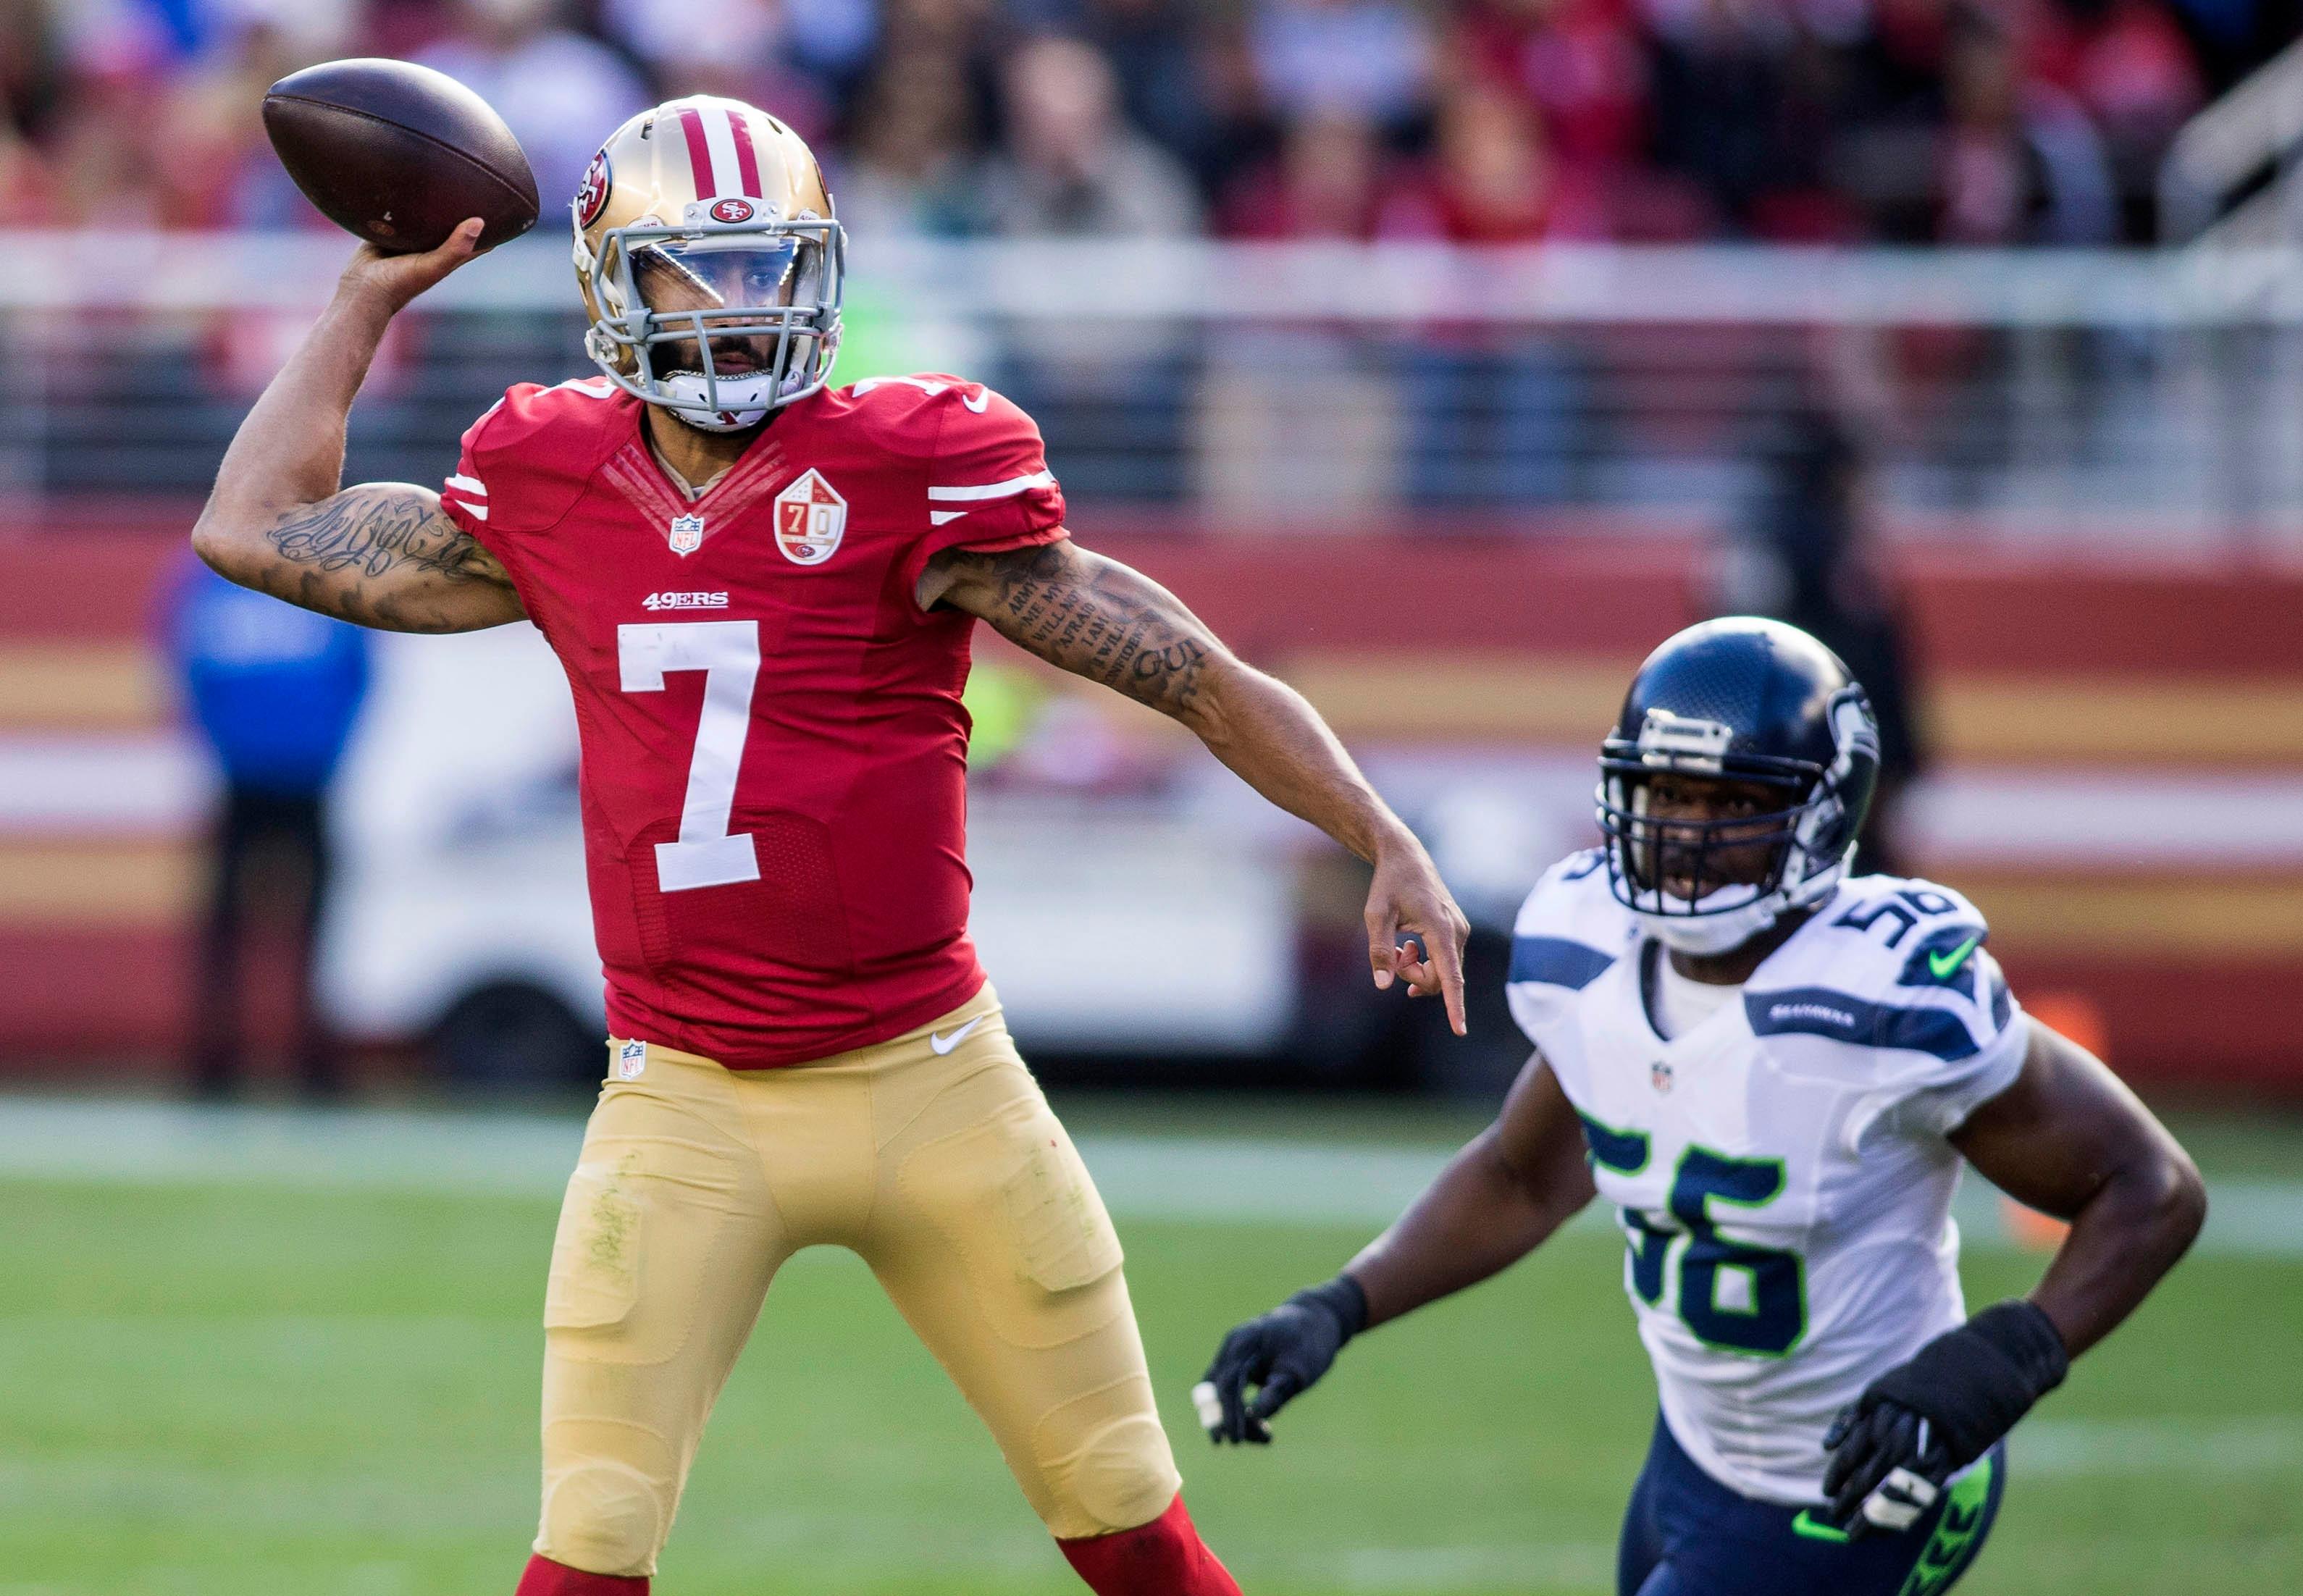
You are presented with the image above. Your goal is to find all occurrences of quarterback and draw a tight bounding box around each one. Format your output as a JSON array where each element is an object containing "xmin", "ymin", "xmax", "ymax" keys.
[
  {"xmin": 1200, "ymin": 618, "xmax": 2205, "ymax": 1596},
  {"xmin": 191, "ymin": 97, "xmax": 1471, "ymax": 1595}
]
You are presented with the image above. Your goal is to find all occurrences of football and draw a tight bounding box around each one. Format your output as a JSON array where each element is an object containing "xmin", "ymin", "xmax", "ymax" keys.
[{"xmin": 263, "ymin": 57, "xmax": 540, "ymax": 254}]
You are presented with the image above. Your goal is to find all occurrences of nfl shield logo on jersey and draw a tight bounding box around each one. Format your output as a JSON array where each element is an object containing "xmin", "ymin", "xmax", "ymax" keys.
[
  {"xmin": 1650, "ymin": 1059, "xmax": 1674, "ymax": 1093},
  {"xmin": 773, "ymin": 469, "xmax": 847, "ymax": 566},
  {"xmin": 668, "ymin": 513, "xmax": 705, "ymax": 555}
]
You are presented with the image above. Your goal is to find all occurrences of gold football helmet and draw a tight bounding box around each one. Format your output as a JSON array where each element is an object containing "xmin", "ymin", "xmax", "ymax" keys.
[{"xmin": 571, "ymin": 96, "xmax": 844, "ymax": 431}]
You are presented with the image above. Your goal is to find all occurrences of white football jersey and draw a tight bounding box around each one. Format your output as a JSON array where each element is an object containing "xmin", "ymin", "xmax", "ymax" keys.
[{"xmin": 1506, "ymin": 849, "xmax": 2028, "ymax": 1505}]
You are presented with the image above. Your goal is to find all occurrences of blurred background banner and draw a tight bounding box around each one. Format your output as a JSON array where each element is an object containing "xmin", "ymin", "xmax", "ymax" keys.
[{"xmin": 0, "ymin": 0, "xmax": 2300, "ymax": 1098}]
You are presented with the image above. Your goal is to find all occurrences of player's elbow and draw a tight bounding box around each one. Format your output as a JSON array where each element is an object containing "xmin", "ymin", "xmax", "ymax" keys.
[
  {"xmin": 188, "ymin": 503, "xmax": 243, "ymax": 575},
  {"xmin": 2153, "ymin": 1146, "xmax": 2208, "ymax": 1255},
  {"xmin": 1172, "ymin": 646, "xmax": 1249, "ymax": 744},
  {"xmin": 2113, "ymin": 1140, "xmax": 2207, "ymax": 1265},
  {"xmin": 191, "ymin": 493, "xmax": 293, "ymax": 587}
]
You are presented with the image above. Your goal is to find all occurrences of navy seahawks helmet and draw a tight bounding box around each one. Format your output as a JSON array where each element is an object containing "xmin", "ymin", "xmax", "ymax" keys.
[{"xmin": 1596, "ymin": 618, "xmax": 1881, "ymax": 954}]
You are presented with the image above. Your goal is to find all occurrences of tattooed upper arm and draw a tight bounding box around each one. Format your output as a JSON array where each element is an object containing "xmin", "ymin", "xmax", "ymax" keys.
[
  {"xmin": 196, "ymin": 483, "xmax": 525, "ymax": 634},
  {"xmin": 927, "ymin": 538, "xmax": 1223, "ymax": 721}
]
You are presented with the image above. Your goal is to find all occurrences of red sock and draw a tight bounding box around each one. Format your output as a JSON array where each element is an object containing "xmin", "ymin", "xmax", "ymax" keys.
[
  {"xmin": 514, "ymin": 1553, "xmax": 647, "ymax": 1595},
  {"xmin": 1057, "ymin": 1494, "xmax": 1242, "ymax": 1596}
]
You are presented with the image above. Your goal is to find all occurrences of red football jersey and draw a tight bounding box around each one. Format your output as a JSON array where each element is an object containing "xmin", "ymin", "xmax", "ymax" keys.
[{"xmin": 438, "ymin": 372, "xmax": 1068, "ymax": 1067}]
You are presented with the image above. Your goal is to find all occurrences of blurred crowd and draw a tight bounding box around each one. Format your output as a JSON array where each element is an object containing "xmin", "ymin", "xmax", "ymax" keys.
[{"xmin": 0, "ymin": 0, "xmax": 2292, "ymax": 251}]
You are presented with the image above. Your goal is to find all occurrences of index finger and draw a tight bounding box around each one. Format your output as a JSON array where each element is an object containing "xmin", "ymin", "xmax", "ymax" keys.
[{"xmin": 1430, "ymin": 916, "xmax": 1467, "ymax": 1036}]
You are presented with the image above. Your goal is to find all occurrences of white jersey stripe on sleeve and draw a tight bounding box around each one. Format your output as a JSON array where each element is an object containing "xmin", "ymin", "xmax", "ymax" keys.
[
  {"xmin": 927, "ymin": 470, "xmax": 1055, "ymax": 503},
  {"xmin": 445, "ymin": 474, "xmax": 487, "ymax": 497},
  {"xmin": 453, "ymin": 500, "xmax": 490, "ymax": 522}
]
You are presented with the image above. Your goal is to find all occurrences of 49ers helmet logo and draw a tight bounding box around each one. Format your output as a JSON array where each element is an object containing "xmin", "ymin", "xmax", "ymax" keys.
[
  {"xmin": 773, "ymin": 469, "xmax": 846, "ymax": 566},
  {"xmin": 709, "ymin": 196, "xmax": 756, "ymax": 223},
  {"xmin": 575, "ymin": 148, "xmax": 612, "ymax": 228}
]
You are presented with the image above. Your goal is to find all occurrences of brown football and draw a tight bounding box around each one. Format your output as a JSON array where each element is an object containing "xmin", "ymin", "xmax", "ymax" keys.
[{"xmin": 263, "ymin": 58, "xmax": 540, "ymax": 254}]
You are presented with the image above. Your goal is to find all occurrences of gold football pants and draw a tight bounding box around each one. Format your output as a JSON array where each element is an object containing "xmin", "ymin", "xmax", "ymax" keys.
[{"xmin": 533, "ymin": 983, "xmax": 1183, "ymax": 1577}]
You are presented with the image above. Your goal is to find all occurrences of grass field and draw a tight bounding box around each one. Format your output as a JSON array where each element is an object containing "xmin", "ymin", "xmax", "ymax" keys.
[{"xmin": 1, "ymin": 1094, "xmax": 2299, "ymax": 1595}]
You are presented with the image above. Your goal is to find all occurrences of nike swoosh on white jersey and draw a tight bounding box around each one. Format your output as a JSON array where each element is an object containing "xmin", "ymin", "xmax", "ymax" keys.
[{"xmin": 929, "ymin": 1016, "xmax": 986, "ymax": 1054}]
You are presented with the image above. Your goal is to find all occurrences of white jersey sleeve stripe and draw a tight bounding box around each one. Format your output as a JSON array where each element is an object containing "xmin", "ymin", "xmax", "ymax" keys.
[
  {"xmin": 927, "ymin": 470, "xmax": 1055, "ymax": 503},
  {"xmin": 453, "ymin": 500, "xmax": 490, "ymax": 522},
  {"xmin": 445, "ymin": 474, "xmax": 487, "ymax": 497}
]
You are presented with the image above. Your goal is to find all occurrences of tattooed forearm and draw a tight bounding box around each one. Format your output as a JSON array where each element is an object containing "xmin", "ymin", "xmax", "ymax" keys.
[
  {"xmin": 268, "ymin": 489, "xmax": 500, "ymax": 587},
  {"xmin": 195, "ymin": 484, "xmax": 522, "ymax": 634},
  {"xmin": 947, "ymin": 541, "xmax": 1219, "ymax": 718},
  {"xmin": 930, "ymin": 535, "xmax": 1417, "ymax": 866}
]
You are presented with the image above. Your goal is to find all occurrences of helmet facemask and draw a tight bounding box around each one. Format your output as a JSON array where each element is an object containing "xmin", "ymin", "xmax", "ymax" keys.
[
  {"xmin": 1596, "ymin": 692, "xmax": 1879, "ymax": 955},
  {"xmin": 581, "ymin": 205, "xmax": 844, "ymax": 431}
]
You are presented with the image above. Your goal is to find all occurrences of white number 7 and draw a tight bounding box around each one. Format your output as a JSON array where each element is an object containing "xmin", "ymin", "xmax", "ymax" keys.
[{"xmin": 617, "ymin": 620, "xmax": 761, "ymax": 892}]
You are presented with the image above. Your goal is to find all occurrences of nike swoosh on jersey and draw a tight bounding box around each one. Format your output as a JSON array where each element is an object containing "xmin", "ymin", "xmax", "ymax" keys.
[
  {"xmin": 930, "ymin": 1016, "xmax": 986, "ymax": 1054},
  {"xmin": 962, "ymin": 387, "xmax": 991, "ymax": 412},
  {"xmin": 1929, "ymin": 936, "xmax": 1981, "ymax": 979}
]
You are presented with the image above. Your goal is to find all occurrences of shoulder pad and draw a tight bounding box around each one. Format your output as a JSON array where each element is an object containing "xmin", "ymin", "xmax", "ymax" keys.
[
  {"xmin": 477, "ymin": 376, "xmax": 624, "ymax": 450},
  {"xmin": 1508, "ymin": 849, "xmax": 1633, "ymax": 994},
  {"xmin": 839, "ymin": 372, "xmax": 1016, "ymax": 460},
  {"xmin": 1748, "ymin": 875, "xmax": 2013, "ymax": 1063},
  {"xmin": 461, "ymin": 377, "xmax": 628, "ymax": 534}
]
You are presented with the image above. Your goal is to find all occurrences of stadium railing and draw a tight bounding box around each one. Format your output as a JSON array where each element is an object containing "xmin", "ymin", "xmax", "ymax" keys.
[{"xmin": 4, "ymin": 235, "xmax": 2302, "ymax": 545}]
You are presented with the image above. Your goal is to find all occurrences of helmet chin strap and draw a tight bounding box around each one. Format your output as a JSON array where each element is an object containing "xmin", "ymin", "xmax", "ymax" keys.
[
  {"xmin": 1637, "ymin": 844, "xmax": 1856, "ymax": 959},
  {"xmin": 1637, "ymin": 889, "xmax": 1786, "ymax": 957},
  {"xmin": 661, "ymin": 370, "xmax": 779, "ymax": 431}
]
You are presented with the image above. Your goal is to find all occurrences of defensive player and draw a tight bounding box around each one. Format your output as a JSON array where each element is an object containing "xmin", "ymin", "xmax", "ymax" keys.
[
  {"xmin": 1199, "ymin": 618, "xmax": 2205, "ymax": 1596},
  {"xmin": 190, "ymin": 97, "xmax": 1472, "ymax": 1595}
]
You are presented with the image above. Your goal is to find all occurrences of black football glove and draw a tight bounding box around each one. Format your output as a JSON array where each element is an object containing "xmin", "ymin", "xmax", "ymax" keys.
[
  {"xmin": 1821, "ymin": 1299, "xmax": 2068, "ymax": 1537},
  {"xmin": 1194, "ymin": 1275, "xmax": 1368, "ymax": 1445}
]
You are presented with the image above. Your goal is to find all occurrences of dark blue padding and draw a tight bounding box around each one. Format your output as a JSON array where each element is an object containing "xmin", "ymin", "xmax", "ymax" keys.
[
  {"xmin": 1744, "ymin": 988, "xmax": 1981, "ymax": 1062},
  {"xmin": 1511, "ymin": 936, "xmax": 1618, "ymax": 991}
]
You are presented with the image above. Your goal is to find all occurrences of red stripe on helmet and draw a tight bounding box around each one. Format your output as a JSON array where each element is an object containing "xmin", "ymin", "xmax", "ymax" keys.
[
  {"xmin": 677, "ymin": 107, "xmax": 715, "ymax": 197},
  {"xmin": 729, "ymin": 111, "xmax": 763, "ymax": 199}
]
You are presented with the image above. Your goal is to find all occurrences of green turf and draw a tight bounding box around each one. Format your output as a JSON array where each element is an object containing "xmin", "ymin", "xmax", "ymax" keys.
[{"xmin": 1, "ymin": 1127, "xmax": 2299, "ymax": 1595}]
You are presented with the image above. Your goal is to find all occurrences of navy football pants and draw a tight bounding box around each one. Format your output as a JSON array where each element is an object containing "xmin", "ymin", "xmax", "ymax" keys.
[{"xmin": 1617, "ymin": 1414, "xmax": 2005, "ymax": 1596}]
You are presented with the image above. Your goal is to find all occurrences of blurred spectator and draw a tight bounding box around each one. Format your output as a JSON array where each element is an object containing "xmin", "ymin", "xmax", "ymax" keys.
[
  {"xmin": 151, "ymin": 21, "xmax": 316, "ymax": 229},
  {"xmin": 0, "ymin": 0, "xmax": 2277, "ymax": 255},
  {"xmin": 1380, "ymin": 81, "xmax": 1603, "ymax": 240},
  {"xmin": 834, "ymin": 41, "xmax": 981, "ymax": 238},
  {"xmin": 1451, "ymin": 0, "xmax": 1648, "ymax": 172},
  {"xmin": 601, "ymin": 0, "xmax": 838, "ymax": 146},
  {"xmin": 2025, "ymin": 0, "xmax": 2205, "ymax": 235},
  {"xmin": 979, "ymin": 33, "xmax": 1199, "ymax": 235},
  {"xmin": 419, "ymin": 0, "xmax": 650, "ymax": 215},
  {"xmin": 1714, "ymin": 406, "xmax": 1927, "ymax": 875},
  {"xmin": 1249, "ymin": 0, "xmax": 1435, "ymax": 133},
  {"xmin": 1939, "ymin": 14, "xmax": 2118, "ymax": 244},
  {"xmin": 1637, "ymin": 0, "xmax": 1798, "ymax": 232},
  {"xmin": 164, "ymin": 553, "xmax": 372, "ymax": 1099},
  {"xmin": 1380, "ymin": 83, "xmax": 1593, "ymax": 504},
  {"xmin": 1217, "ymin": 109, "xmax": 1384, "ymax": 238},
  {"xmin": 1012, "ymin": 0, "xmax": 1215, "ymax": 182}
]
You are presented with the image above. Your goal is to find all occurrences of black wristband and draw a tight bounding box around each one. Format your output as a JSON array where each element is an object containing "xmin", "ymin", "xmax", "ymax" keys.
[
  {"xmin": 1967, "ymin": 1299, "xmax": 2070, "ymax": 1400},
  {"xmin": 1290, "ymin": 1274, "xmax": 1369, "ymax": 1343}
]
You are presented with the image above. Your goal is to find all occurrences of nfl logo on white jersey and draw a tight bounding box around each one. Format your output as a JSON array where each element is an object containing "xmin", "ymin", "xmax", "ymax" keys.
[
  {"xmin": 667, "ymin": 513, "xmax": 705, "ymax": 555},
  {"xmin": 773, "ymin": 469, "xmax": 847, "ymax": 566}
]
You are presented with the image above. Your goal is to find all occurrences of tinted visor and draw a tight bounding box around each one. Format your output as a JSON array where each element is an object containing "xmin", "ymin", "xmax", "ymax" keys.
[
  {"xmin": 632, "ymin": 236, "xmax": 819, "ymax": 314},
  {"xmin": 630, "ymin": 237, "xmax": 826, "ymax": 377}
]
